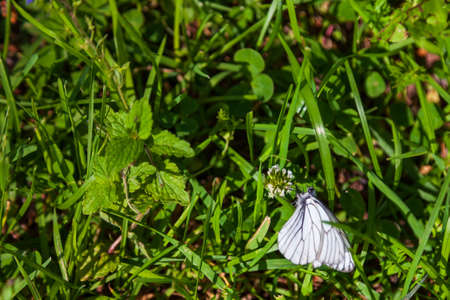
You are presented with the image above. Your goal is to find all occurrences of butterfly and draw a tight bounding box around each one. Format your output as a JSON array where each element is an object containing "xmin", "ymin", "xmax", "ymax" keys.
[{"xmin": 277, "ymin": 187, "xmax": 355, "ymax": 272}]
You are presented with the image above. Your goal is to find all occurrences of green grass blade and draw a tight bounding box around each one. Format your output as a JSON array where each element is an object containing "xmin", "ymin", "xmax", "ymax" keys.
[
  {"xmin": 270, "ymin": 85, "xmax": 292, "ymax": 167},
  {"xmin": 12, "ymin": 0, "xmax": 89, "ymax": 62},
  {"xmin": 13, "ymin": 256, "xmax": 42, "ymax": 300},
  {"xmin": 299, "ymin": 62, "xmax": 335, "ymax": 205},
  {"xmin": 2, "ymin": 0, "xmax": 11, "ymax": 59},
  {"xmin": 86, "ymin": 64, "xmax": 95, "ymax": 175},
  {"xmin": 210, "ymin": 19, "xmax": 264, "ymax": 60},
  {"xmin": 109, "ymin": 0, "xmax": 127, "ymax": 64},
  {"xmin": 317, "ymin": 55, "xmax": 354, "ymax": 98},
  {"xmin": 174, "ymin": 0, "xmax": 183, "ymax": 52},
  {"xmin": 344, "ymin": 60, "xmax": 382, "ymax": 178},
  {"xmin": 387, "ymin": 147, "xmax": 428, "ymax": 160},
  {"xmin": 105, "ymin": 209, "xmax": 232, "ymax": 292},
  {"xmin": 212, "ymin": 181, "xmax": 227, "ymax": 246},
  {"xmin": 10, "ymin": 258, "xmax": 51, "ymax": 299},
  {"xmin": 426, "ymin": 75, "xmax": 450, "ymax": 104},
  {"xmin": 52, "ymin": 209, "xmax": 69, "ymax": 281},
  {"xmin": 11, "ymin": 53, "xmax": 39, "ymax": 89},
  {"xmin": 1, "ymin": 244, "xmax": 80, "ymax": 289},
  {"xmin": 278, "ymin": 34, "xmax": 301, "ymax": 81},
  {"xmin": 213, "ymin": 136, "xmax": 256, "ymax": 181},
  {"xmin": 285, "ymin": 0, "xmax": 303, "ymax": 45},
  {"xmin": 279, "ymin": 83, "xmax": 302, "ymax": 168},
  {"xmin": 253, "ymin": 162, "xmax": 264, "ymax": 225},
  {"xmin": 263, "ymin": 0, "xmax": 282, "ymax": 51},
  {"xmin": 387, "ymin": 120, "xmax": 402, "ymax": 188},
  {"xmin": 256, "ymin": 0, "xmax": 278, "ymax": 47},
  {"xmin": 401, "ymin": 172, "xmax": 450, "ymax": 298},
  {"xmin": 328, "ymin": 135, "xmax": 424, "ymax": 237},
  {"xmin": 441, "ymin": 214, "xmax": 450, "ymax": 276},
  {"xmin": 416, "ymin": 82, "xmax": 438, "ymax": 153},
  {"xmin": 0, "ymin": 58, "xmax": 20, "ymax": 131},
  {"xmin": 246, "ymin": 111, "xmax": 255, "ymax": 162},
  {"xmin": 143, "ymin": 36, "xmax": 166, "ymax": 102}
]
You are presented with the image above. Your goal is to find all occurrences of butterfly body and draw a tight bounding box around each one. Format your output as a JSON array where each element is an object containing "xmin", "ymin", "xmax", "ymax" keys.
[{"xmin": 278, "ymin": 188, "xmax": 355, "ymax": 272}]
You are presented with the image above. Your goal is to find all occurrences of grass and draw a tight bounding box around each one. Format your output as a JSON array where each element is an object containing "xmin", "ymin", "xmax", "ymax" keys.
[{"xmin": 1, "ymin": 0, "xmax": 449, "ymax": 299}]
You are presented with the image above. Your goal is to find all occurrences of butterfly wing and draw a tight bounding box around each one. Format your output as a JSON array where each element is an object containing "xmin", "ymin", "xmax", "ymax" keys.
[
  {"xmin": 278, "ymin": 194, "xmax": 355, "ymax": 272},
  {"xmin": 278, "ymin": 204, "xmax": 308, "ymax": 264},
  {"xmin": 311, "ymin": 197, "xmax": 355, "ymax": 272}
]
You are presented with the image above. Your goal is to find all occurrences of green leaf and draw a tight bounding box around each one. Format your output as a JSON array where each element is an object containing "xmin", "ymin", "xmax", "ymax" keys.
[
  {"xmin": 128, "ymin": 162, "xmax": 156, "ymax": 193},
  {"xmin": 390, "ymin": 101, "xmax": 414, "ymax": 127},
  {"xmin": 77, "ymin": 243, "xmax": 119, "ymax": 281},
  {"xmin": 332, "ymin": 135, "xmax": 358, "ymax": 157},
  {"xmin": 82, "ymin": 157, "xmax": 119, "ymax": 214},
  {"xmin": 128, "ymin": 98, "xmax": 153, "ymax": 140},
  {"xmin": 401, "ymin": 172, "xmax": 450, "ymax": 297},
  {"xmin": 390, "ymin": 24, "xmax": 408, "ymax": 43},
  {"xmin": 146, "ymin": 160, "xmax": 190, "ymax": 206},
  {"xmin": 336, "ymin": 0, "xmax": 357, "ymax": 22},
  {"xmin": 341, "ymin": 189, "xmax": 366, "ymax": 219},
  {"xmin": 0, "ymin": 156, "xmax": 9, "ymax": 193},
  {"xmin": 442, "ymin": 217, "xmax": 450, "ymax": 263},
  {"xmin": 365, "ymin": 71, "xmax": 386, "ymax": 98},
  {"xmin": 123, "ymin": 9, "xmax": 144, "ymax": 32},
  {"xmin": 104, "ymin": 209, "xmax": 232, "ymax": 292},
  {"xmin": 82, "ymin": 176, "xmax": 118, "ymax": 214},
  {"xmin": 150, "ymin": 130, "xmax": 194, "ymax": 158},
  {"xmin": 105, "ymin": 99, "xmax": 152, "ymax": 141},
  {"xmin": 345, "ymin": 61, "xmax": 383, "ymax": 178},
  {"xmin": 246, "ymin": 216, "xmax": 271, "ymax": 250},
  {"xmin": 105, "ymin": 137, "xmax": 143, "ymax": 172},
  {"xmin": 105, "ymin": 109, "xmax": 129, "ymax": 139},
  {"xmin": 298, "ymin": 62, "xmax": 336, "ymax": 205},
  {"xmin": 418, "ymin": 101, "xmax": 443, "ymax": 130},
  {"xmin": 251, "ymin": 73, "xmax": 274, "ymax": 102},
  {"xmin": 234, "ymin": 48, "xmax": 265, "ymax": 76}
]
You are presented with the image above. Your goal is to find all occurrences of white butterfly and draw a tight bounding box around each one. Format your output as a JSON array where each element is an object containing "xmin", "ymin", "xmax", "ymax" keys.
[{"xmin": 278, "ymin": 187, "xmax": 355, "ymax": 272}]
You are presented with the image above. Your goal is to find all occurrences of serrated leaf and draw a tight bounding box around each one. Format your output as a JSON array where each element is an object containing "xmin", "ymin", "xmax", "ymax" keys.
[
  {"xmin": 150, "ymin": 130, "xmax": 194, "ymax": 158},
  {"xmin": 145, "ymin": 160, "xmax": 190, "ymax": 206},
  {"xmin": 105, "ymin": 109, "xmax": 129, "ymax": 138},
  {"xmin": 105, "ymin": 100, "xmax": 152, "ymax": 141},
  {"xmin": 82, "ymin": 176, "xmax": 118, "ymax": 214},
  {"xmin": 128, "ymin": 162, "xmax": 156, "ymax": 193},
  {"xmin": 130, "ymin": 193, "xmax": 156, "ymax": 212},
  {"xmin": 105, "ymin": 138, "xmax": 143, "ymax": 173},
  {"xmin": 82, "ymin": 157, "xmax": 119, "ymax": 214},
  {"xmin": 129, "ymin": 99, "xmax": 153, "ymax": 140}
]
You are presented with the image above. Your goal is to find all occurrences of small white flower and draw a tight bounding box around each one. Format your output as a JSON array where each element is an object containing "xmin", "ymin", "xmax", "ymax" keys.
[{"xmin": 265, "ymin": 165, "xmax": 295, "ymax": 198}]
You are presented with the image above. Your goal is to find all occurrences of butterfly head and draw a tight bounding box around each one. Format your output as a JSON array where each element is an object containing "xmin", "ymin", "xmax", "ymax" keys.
[
  {"xmin": 295, "ymin": 187, "xmax": 316, "ymax": 206},
  {"xmin": 307, "ymin": 187, "xmax": 317, "ymax": 197}
]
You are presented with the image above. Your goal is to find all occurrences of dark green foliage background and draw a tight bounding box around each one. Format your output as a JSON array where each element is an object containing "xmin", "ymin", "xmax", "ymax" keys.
[{"xmin": 0, "ymin": 0, "xmax": 449, "ymax": 299}]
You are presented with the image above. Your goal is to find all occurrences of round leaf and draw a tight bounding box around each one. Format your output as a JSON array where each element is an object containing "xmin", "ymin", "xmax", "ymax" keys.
[
  {"xmin": 251, "ymin": 73, "xmax": 274, "ymax": 101},
  {"xmin": 234, "ymin": 48, "xmax": 265, "ymax": 76},
  {"xmin": 365, "ymin": 71, "xmax": 386, "ymax": 98}
]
